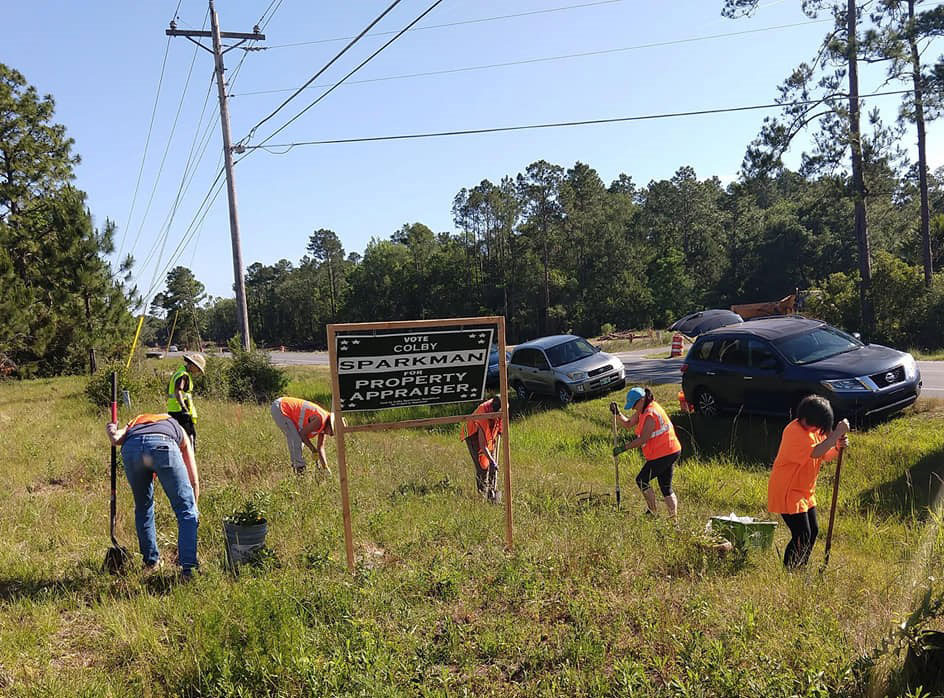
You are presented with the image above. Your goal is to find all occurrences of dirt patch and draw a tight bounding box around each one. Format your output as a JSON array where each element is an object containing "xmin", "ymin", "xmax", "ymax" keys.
[{"xmin": 25, "ymin": 477, "xmax": 70, "ymax": 494}]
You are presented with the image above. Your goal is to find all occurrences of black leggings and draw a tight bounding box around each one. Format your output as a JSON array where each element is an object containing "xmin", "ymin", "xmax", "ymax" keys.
[
  {"xmin": 636, "ymin": 451, "xmax": 680, "ymax": 497},
  {"xmin": 781, "ymin": 507, "xmax": 819, "ymax": 568}
]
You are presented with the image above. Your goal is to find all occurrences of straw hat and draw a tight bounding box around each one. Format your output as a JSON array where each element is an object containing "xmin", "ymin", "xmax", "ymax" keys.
[{"xmin": 183, "ymin": 352, "xmax": 206, "ymax": 373}]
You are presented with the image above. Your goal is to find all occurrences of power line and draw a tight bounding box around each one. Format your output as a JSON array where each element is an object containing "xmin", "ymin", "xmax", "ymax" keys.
[
  {"xmin": 262, "ymin": 0, "xmax": 624, "ymax": 49},
  {"xmin": 241, "ymin": 89, "xmax": 913, "ymax": 153},
  {"xmin": 243, "ymin": 0, "xmax": 407, "ymax": 144},
  {"xmin": 259, "ymin": 0, "xmax": 284, "ymax": 30},
  {"xmin": 117, "ymin": 37, "xmax": 172, "ymax": 262},
  {"xmin": 230, "ymin": 19, "xmax": 832, "ymax": 99},
  {"xmin": 246, "ymin": 0, "xmax": 446, "ymax": 151},
  {"xmin": 126, "ymin": 10, "xmax": 207, "ymax": 272}
]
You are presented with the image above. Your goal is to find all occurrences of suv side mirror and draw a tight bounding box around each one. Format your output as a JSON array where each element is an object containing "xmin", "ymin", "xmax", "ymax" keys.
[
  {"xmin": 852, "ymin": 332, "xmax": 861, "ymax": 340},
  {"xmin": 593, "ymin": 345, "xmax": 602, "ymax": 353}
]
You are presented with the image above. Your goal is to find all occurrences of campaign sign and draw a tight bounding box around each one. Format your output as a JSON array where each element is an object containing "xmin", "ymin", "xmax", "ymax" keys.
[{"xmin": 335, "ymin": 328, "xmax": 494, "ymax": 411}]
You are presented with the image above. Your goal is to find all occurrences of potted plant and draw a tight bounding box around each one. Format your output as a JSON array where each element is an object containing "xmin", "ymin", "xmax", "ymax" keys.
[{"xmin": 223, "ymin": 492, "xmax": 269, "ymax": 570}]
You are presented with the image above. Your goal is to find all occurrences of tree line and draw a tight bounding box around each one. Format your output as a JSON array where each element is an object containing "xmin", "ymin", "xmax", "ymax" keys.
[{"xmin": 7, "ymin": 0, "xmax": 944, "ymax": 374}]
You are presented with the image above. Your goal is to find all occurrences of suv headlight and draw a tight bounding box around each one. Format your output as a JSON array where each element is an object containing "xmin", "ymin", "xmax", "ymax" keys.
[
  {"xmin": 903, "ymin": 354, "xmax": 918, "ymax": 380},
  {"xmin": 567, "ymin": 371, "xmax": 588, "ymax": 381},
  {"xmin": 822, "ymin": 378, "xmax": 869, "ymax": 392}
]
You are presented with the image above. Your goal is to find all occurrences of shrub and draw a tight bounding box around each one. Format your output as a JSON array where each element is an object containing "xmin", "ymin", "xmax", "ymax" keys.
[
  {"xmin": 85, "ymin": 362, "xmax": 165, "ymax": 408},
  {"xmin": 227, "ymin": 346, "xmax": 287, "ymax": 403},
  {"xmin": 193, "ymin": 355, "xmax": 230, "ymax": 400},
  {"xmin": 600, "ymin": 322, "xmax": 616, "ymax": 336},
  {"xmin": 224, "ymin": 491, "xmax": 269, "ymax": 526}
]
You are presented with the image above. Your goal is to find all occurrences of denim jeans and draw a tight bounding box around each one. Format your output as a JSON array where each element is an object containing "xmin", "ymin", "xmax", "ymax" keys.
[{"xmin": 121, "ymin": 434, "xmax": 199, "ymax": 570}]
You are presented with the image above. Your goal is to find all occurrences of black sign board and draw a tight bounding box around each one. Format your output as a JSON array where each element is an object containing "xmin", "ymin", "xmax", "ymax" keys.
[{"xmin": 335, "ymin": 328, "xmax": 494, "ymax": 411}]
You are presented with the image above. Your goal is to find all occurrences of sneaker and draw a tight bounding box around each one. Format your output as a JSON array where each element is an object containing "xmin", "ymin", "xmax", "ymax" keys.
[
  {"xmin": 292, "ymin": 465, "xmax": 306, "ymax": 475},
  {"xmin": 143, "ymin": 559, "xmax": 164, "ymax": 575}
]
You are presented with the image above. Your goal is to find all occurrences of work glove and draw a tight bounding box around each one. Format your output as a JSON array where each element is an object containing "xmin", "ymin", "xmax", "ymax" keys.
[
  {"xmin": 613, "ymin": 442, "xmax": 630, "ymax": 457},
  {"xmin": 609, "ymin": 402, "xmax": 620, "ymax": 416}
]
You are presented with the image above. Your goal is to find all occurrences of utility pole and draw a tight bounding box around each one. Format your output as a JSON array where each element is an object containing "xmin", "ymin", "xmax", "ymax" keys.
[{"xmin": 166, "ymin": 1, "xmax": 263, "ymax": 351}]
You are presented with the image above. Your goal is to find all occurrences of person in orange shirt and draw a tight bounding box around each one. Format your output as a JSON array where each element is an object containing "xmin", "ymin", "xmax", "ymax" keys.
[
  {"xmin": 460, "ymin": 396, "xmax": 502, "ymax": 502},
  {"xmin": 610, "ymin": 386, "xmax": 683, "ymax": 518},
  {"xmin": 269, "ymin": 396, "xmax": 336, "ymax": 475},
  {"xmin": 767, "ymin": 396, "xmax": 849, "ymax": 568}
]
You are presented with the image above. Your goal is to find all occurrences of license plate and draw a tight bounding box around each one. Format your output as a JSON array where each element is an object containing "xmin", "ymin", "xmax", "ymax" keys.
[{"xmin": 601, "ymin": 375, "xmax": 616, "ymax": 384}]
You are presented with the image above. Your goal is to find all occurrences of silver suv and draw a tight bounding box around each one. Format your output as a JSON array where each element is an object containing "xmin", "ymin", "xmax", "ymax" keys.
[{"xmin": 508, "ymin": 334, "xmax": 626, "ymax": 404}]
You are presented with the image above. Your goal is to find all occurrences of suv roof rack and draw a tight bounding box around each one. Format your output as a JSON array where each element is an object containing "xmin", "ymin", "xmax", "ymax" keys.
[{"xmin": 744, "ymin": 314, "xmax": 812, "ymax": 322}]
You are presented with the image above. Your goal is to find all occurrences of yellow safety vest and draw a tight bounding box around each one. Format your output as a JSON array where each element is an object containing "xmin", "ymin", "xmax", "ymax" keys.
[{"xmin": 166, "ymin": 365, "xmax": 197, "ymax": 419}]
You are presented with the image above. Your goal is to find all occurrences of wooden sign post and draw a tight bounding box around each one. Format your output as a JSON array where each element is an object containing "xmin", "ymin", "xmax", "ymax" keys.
[{"xmin": 327, "ymin": 316, "xmax": 513, "ymax": 573}]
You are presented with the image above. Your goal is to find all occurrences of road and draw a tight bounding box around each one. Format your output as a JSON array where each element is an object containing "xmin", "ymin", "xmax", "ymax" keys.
[{"xmin": 261, "ymin": 347, "xmax": 944, "ymax": 396}]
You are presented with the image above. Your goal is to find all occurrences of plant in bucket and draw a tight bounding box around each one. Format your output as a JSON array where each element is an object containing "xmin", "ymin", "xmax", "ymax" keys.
[{"xmin": 223, "ymin": 491, "xmax": 269, "ymax": 573}]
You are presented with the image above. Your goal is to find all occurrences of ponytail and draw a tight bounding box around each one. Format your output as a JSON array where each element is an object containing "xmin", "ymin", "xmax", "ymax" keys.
[{"xmin": 642, "ymin": 387, "xmax": 654, "ymax": 409}]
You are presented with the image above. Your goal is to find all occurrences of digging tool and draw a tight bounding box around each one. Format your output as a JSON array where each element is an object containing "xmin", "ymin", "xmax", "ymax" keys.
[
  {"xmin": 821, "ymin": 446, "xmax": 845, "ymax": 568},
  {"xmin": 103, "ymin": 371, "xmax": 131, "ymax": 574},
  {"xmin": 612, "ymin": 414, "xmax": 621, "ymax": 509}
]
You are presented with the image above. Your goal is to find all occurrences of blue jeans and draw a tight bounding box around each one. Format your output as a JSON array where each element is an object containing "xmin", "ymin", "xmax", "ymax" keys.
[{"xmin": 121, "ymin": 434, "xmax": 199, "ymax": 570}]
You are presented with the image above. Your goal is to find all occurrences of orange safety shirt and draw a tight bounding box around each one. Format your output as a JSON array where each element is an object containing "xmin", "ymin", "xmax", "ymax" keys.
[
  {"xmin": 460, "ymin": 400, "xmax": 502, "ymax": 451},
  {"xmin": 127, "ymin": 413, "xmax": 173, "ymax": 428},
  {"xmin": 279, "ymin": 397, "xmax": 329, "ymax": 436},
  {"xmin": 767, "ymin": 419, "xmax": 839, "ymax": 514},
  {"xmin": 636, "ymin": 401, "xmax": 682, "ymax": 462}
]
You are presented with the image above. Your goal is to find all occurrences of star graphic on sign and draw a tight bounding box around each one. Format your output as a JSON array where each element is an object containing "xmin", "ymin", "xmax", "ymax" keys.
[
  {"xmin": 351, "ymin": 339, "xmax": 360, "ymax": 344},
  {"xmin": 478, "ymin": 339, "xmax": 486, "ymax": 344},
  {"xmin": 468, "ymin": 333, "xmax": 477, "ymax": 339}
]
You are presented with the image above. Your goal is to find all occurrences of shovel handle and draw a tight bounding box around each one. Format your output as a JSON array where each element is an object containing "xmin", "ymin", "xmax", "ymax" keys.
[
  {"xmin": 822, "ymin": 446, "xmax": 844, "ymax": 566},
  {"xmin": 612, "ymin": 414, "xmax": 621, "ymax": 509},
  {"xmin": 110, "ymin": 371, "xmax": 118, "ymax": 543}
]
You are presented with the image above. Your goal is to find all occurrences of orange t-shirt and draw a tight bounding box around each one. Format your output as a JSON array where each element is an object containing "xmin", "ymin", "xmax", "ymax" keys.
[
  {"xmin": 767, "ymin": 419, "xmax": 838, "ymax": 514},
  {"xmin": 279, "ymin": 397, "xmax": 328, "ymax": 435},
  {"xmin": 459, "ymin": 400, "xmax": 502, "ymax": 451},
  {"xmin": 636, "ymin": 402, "xmax": 682, "ymax": 462}
]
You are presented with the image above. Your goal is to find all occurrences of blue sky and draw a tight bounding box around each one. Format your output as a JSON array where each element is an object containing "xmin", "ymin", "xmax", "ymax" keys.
[{"xmin": 5, "ymin": 1, "xmax": 944, "ymax": 300}]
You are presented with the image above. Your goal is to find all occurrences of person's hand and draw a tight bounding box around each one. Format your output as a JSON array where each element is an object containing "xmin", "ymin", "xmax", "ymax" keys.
[
  {"xmin": 609, "ymin": 402, "xmax": 620, "ymax": 416},
  {"xmin": 835, "ymin": 419, "xmax": 850, "ymax": 437},
  {"xmin": 105, "ymin": 423, "xmax": 119, "ymax": 444},
  {"xmin": 837, "ymin": 434, "xmax": 849, "ymax": 450}
]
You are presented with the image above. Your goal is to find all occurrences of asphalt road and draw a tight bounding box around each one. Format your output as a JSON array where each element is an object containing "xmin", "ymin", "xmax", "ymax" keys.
[{"xmin": 261, "ymin": 347, "xmax": 944, "ymax": 397}]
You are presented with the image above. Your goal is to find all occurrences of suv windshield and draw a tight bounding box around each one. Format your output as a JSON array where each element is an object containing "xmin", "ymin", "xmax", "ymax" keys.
[
  {"xmin": 774, "ymin": 326, "xmax": 862, "ymax": 365},
  {"xmin": 545, "ymin": 338, "xmax": 596, "ymax": 367}
]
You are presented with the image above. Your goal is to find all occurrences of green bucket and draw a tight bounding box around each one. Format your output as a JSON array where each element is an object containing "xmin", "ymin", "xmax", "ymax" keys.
[{"xmin": 709, "ymin": 516, "xmax": 777, "ymax": 550}]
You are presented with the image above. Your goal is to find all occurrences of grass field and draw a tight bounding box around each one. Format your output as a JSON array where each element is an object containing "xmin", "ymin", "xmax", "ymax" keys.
[{"xmin": 0, "ymin": 367, "xmax": 942, "ymax": 697}]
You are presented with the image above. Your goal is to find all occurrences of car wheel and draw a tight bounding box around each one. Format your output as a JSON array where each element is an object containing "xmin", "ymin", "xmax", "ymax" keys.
[
  {"xmin": 696, "ymin": 388, "xmax": 720, "ymax": 417},
  {"xmin": 513, "ymin": 381, "xmax": 531, "ymax": 401},
  {"xmin": 556, "ymin": 383, "xmax": 574, "ymax": 405}
]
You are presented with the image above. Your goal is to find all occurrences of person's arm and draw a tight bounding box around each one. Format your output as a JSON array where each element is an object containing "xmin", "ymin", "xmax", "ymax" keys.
[
  {"xmin": 811, "ymin": 419, "xmax": 849, "ymax": 459},
  {"xmin": 105, "ymin": 422, "xmax": 127, "ymax": 446},
  {"xmin": 625, "ymin": 414, "xmax": 656, "ymax": 450},
  {"xmin": 179, "ymin": 434, "xmax": 200, "ymax": 501},
  {"xmin": 609, "ymin": 402, "xmax": 640, "ymax": 430},
  {"xmin": 174, "ymin": 376, "xmax": 190, "ymax": 414},
  {"xmin": 315, "ymin": 432, "xmax": 329, "ymax": 470}
]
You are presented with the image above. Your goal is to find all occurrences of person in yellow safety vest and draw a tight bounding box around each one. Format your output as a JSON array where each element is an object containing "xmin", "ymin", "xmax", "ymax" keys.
[
  {"xmin": 459, "ymin": 396, "xmax": 502, "ymax": 503},
  {"xmin": 269, "ymin": 396, "xmax": 336, "ymax": 475},
  {"xmin": 166, "ymin": 353, "xmax": 205, "ymax": 452},
  {"xmin": 610, "ymin": 386, "xmax": 683, "ymax": 518}
]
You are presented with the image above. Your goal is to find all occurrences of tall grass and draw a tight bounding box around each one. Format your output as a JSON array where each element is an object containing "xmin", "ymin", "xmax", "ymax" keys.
[{"xmin": 0, "ymin": 372, "xmax": 941, "ymax": 696}]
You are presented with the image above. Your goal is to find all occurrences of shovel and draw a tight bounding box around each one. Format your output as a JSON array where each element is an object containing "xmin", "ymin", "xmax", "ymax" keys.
[
  {"xmin": 821, "ymin": 446, "xmax": 845, "ymax": 569},
  {"xmin": 612, "ymin": 414, "xmax": 621, "ymax": 509},
  {"xmin": 103, "ymin": 371, "xmax": 131, "ymax": 574}
]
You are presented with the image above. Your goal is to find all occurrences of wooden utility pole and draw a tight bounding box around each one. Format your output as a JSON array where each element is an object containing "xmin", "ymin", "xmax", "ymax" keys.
[
  {"xmin": 846, "ymin": 0, "xmax": 874, "ymax": 338},
  {"xmin": 166, "ymin": 1, "xmax": 263, "ymax": 351},
  {"xmin": 907, "ymin": 0, "xmax": 933, "ymax": 287}
]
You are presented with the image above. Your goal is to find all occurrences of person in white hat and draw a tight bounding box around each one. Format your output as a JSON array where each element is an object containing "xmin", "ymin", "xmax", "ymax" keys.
[
  {"xmin": 610, "ymin": 386, "xmax": 683, "ymax": 518},
  {"xmin": 167, "ymin": 352, "xmax": 205, "ymax": 451}
]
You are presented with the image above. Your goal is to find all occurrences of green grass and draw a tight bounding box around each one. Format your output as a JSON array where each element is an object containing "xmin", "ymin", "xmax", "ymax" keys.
[
  {"xmin": 0, "ymin": 371, "xmax": 942, "ymax": 696},
  {"xmin": 910, "ymin": 348, "xmax": 944, "ymax": 361}
]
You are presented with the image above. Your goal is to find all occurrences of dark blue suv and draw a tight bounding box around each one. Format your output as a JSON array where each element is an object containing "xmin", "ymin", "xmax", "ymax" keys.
[{"xmin": 681, "ymin": 317, "xmax": 921, "ymax": 419}]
